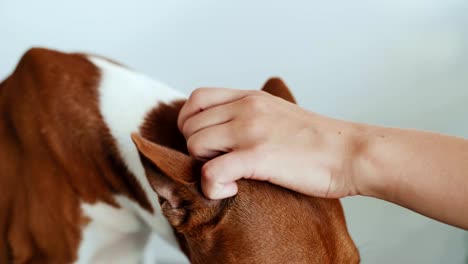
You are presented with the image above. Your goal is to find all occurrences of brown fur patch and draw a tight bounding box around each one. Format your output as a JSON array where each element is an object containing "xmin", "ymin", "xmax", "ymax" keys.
[
  {"xmin": 140, "ymin": 100, "xmax": 188, "ymax": 153},
  {"xmin": 0, "ymin": 48, "xmax": 152, "ymax": 263}
]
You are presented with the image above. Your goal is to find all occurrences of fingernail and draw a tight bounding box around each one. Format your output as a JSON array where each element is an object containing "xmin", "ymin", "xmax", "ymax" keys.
[
  {"xmin": 211, "ymin": 183, "xmax": 226, "ymax": 199},
  {"xmin": 212, "ymin": 182, "xmax": 237, "ymax": 199}
]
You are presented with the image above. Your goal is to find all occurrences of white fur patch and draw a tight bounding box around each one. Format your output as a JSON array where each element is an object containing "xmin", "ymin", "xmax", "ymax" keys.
[
  {"xmin": 76, "ymin": 199, "xmax": 148, "ymax": 264},
  {"xmin": 90, "ymin": 56, "xmax": 185, "ymax": 219},
  {"xmin": 75, "ymin": 57, "xmax": 189, "ymax": 263}
]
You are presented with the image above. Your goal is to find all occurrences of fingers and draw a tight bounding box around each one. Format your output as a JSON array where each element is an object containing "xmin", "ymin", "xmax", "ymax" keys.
[
  {"xmin": 186, "ymin": 122, "xmax": 236, "ymax": 161},
  {"xmin": 178, "ymin": 88, "xmax": 257, "ymax": 132},
  {"xmin": 181, "ymin": 101, "xmax": 237, "ymax": 139},
  {"xmin": 201, "ymin": 151, "xmax": 256, "ymax": 199}
]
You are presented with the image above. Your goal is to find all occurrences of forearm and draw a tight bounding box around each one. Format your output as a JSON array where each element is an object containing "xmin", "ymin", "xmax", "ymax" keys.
[{"xmin": 352, "ymin": 124, "xmax": 468, "ymax": 230}]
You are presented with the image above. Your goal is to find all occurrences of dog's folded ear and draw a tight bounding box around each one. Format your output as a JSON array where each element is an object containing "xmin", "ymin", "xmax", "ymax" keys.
[
  {"xmin": 261, "ymin": 77, "xmax": 296, "ymax": 104},
  {"xmin": 131, "ymin": 133, "xmax": 222, "ymax": 229}
]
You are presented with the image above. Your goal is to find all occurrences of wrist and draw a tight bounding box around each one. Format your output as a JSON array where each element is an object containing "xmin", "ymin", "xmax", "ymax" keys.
[
  {"xmin": 349, "ymin": 123, "xmax": 393, "ymax": 199},
  {"xmin": 312, "ymin": 115, "xmax": 374, "ymax": 198}
]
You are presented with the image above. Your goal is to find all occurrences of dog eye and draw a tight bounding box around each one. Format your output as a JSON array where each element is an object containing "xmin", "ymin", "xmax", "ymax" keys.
[{"xmin": 179, "ymin": 199, "xmax": 192, "ymax": 208}]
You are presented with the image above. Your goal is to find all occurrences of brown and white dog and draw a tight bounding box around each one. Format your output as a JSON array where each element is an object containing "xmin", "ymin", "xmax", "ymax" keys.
[{"xmin": 0, "ymin": 48, "xmax": 359, "ymax": 263}]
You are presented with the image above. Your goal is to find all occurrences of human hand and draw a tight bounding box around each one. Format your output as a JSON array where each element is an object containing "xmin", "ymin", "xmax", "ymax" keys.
[{"xmin": 178, "ymin": 81, "xmax": 361, "ymax": 200}]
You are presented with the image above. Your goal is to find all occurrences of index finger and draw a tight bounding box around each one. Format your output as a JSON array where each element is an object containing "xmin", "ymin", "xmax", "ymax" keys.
[{"xmin": 177, "ymin": 88, "xmax": 256, "ymax": 131}]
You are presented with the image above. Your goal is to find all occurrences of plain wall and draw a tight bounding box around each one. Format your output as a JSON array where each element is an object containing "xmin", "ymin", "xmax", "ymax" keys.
[{"xmin": 1, "ymin": 0, "xmax": 467, "ymax": 263}]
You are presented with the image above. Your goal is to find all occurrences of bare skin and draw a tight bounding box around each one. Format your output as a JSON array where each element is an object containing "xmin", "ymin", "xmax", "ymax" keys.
[{"xmin": 178, "ymin": 88, "xmax": 468, "ymax": 230}]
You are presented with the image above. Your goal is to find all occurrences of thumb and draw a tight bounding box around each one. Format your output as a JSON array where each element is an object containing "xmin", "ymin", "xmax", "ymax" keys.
[{"xmin": 201, "ymin": 150, "xmax": 256, "ymax": 199}]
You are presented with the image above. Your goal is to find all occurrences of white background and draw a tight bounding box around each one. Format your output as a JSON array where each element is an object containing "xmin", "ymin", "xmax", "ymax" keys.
[{"xmin": 1, "ymin": 0, "xmax": 467, "ymax": 263}]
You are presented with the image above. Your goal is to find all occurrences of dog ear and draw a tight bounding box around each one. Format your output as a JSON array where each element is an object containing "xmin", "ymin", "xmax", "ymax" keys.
[
  {"xmin": 132, "ymin": 133, "xmax": 221, "ymax": 229},
  {"xmin": 261, "ymin": 77, "xmax": 296, "ymax": 104}
]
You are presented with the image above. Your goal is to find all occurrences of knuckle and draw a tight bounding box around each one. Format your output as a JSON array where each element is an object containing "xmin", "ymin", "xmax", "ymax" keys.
[
  {"xmin": 243, "ymin": 94, "xmax": 267, "ymax": 113},
  {"xmin": 201, "ymin": 163, "xmax": 216, "ymax": 182},
  {"xmin": 190, "ymin": 88, "xmax": 209, "ymax": 103},
  {"xmin": 181, "ymin": 119, "xmax": 193, "ymax": 137},
  {"xmin": 186, "ymin": 137, "xmax": 203, "ymax": 158},
  {"xmin": 250, "ymin": 144, "xmax": 266, "ymax": 159},
  {"xmin": 248, "ymin": 89, "xmax": 265, "ymax": 96}
]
